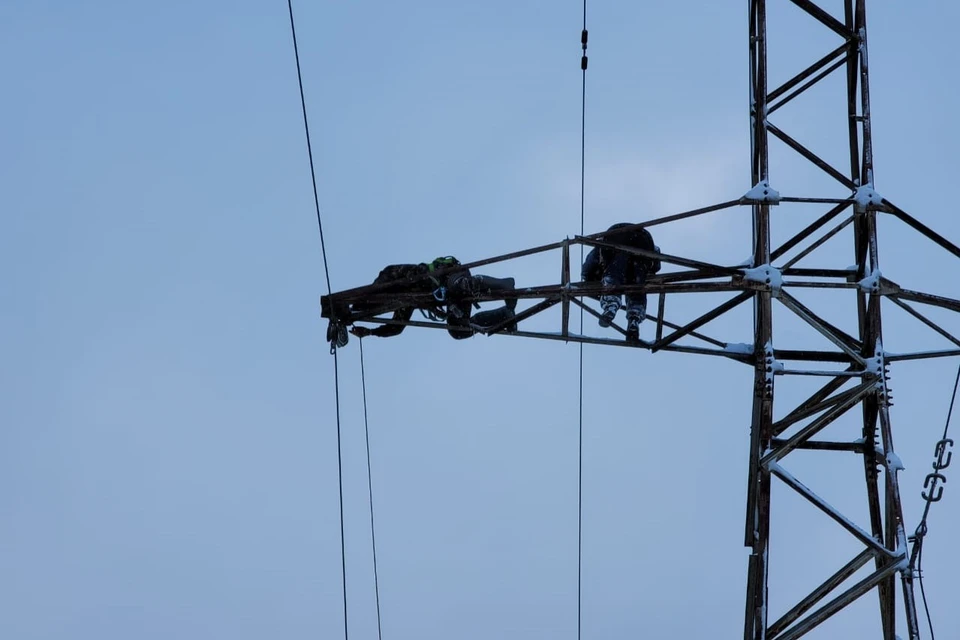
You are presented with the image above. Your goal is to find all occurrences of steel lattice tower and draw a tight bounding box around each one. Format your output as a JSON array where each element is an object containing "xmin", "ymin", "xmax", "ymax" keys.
[
  {"xmin": 741, "ymin": 1, "xmax": 920, "ymax": 638},
  {"xmin": 322, "ymin": 1, "xmax": 960, "ymax": 637}
]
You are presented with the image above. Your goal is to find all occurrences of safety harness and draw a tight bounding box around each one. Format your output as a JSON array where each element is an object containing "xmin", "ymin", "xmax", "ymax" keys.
[{"xmin": 420, "ymin": 256, "xmax": 462, "ymax": 318}]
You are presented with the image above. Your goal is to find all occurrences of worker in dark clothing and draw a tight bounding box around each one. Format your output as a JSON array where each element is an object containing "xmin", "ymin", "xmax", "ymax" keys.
[
  {"xmin": 349, "ymin": 256, "xmax": 517, "ymax": 340},
  {"xmin": 582, "ymin": 223, "xmax": 661, "ymax": 341}
]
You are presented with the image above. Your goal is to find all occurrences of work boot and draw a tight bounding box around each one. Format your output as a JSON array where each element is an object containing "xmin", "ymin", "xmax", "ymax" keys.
[
  {"xmin": 625, "ymin": 303, "xmax": 645, "ymax": 342},
  {"xmin": 599, "ymin": 295, "xmax": 621, "ymax": 328},
  {"xmin": 625, "ymin": 316, "xmax": 641, "ymax": 342},
  {"xmin": 473, "ymin": 306, "xmax": 517, "ymax": 334},
  {"xmin": 446, "ymin": 272, "xmax": 474, "ymax": 297},
  {"xmin": 473, "ymin": 275, "xmax": 517, "ymax": 310}
]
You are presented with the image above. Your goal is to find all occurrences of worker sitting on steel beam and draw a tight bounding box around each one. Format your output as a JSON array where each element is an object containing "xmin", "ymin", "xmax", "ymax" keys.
[
  {"xmin": 349, "ymin": 256, "xmax": 517, "ymax": 340},
  {"xmin": 582, "ymin": 222, "xmax": 661, "ymax": 341}
]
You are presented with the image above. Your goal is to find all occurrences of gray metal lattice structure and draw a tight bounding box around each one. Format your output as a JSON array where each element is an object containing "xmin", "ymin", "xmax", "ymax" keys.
[{"xmin": 322, "ymin": 1, "xmax": 960, "ymax": 637}]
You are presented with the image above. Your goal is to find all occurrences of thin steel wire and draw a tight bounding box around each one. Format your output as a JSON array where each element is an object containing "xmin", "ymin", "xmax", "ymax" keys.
[
  {"xmin": 359, "ymin": 339, "xmax": 383, "ymax": 640},
  {"xmin": 913, "ymin": 363, "xmax": 960, "ymax": 640},
  {"xmin": 577, "ymin": 2, "xmax": 588, "ymax": 638},
  {"xmin": 285, "ymin": 1, "xmax": 347, "ymax": 637}
]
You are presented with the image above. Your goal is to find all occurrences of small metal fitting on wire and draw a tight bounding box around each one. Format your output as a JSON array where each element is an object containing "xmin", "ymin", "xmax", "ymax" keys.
[
  {"xmin": 327, "ymin": 321, "xmax": 348, "ymax": 354},
  {"xmin": 581, "ymin": 29, "xmax": 588, "ymax": 70}
]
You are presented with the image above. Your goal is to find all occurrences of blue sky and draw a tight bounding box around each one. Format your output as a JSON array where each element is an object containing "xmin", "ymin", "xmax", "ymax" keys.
[{"xmin": 3, "ymin": 1, "xmax": 959, "ymax": 638}]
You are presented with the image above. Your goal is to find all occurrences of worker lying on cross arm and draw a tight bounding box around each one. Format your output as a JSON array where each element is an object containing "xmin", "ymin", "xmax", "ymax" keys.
[{"xmin": 349, "ymin": 256, "xmax": 518, "ymax": 340}]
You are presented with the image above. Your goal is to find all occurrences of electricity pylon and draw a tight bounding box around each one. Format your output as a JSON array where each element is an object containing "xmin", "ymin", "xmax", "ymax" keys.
[{"xmin": 322, "ymin": 1, "xmax": 960, "ymax": 637}]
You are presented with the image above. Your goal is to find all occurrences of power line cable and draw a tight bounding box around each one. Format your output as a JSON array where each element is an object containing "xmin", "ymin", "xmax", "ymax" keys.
[
  {"xmin": 286, "ymin": 0, "xmax": 332, "ymax": 293},
  {"xmin": 577, "ymin": 3, "xmax": 588, "ymax": 638},
  {"xmin": 285, "ymin": 1, "xmax": 348, "ymax": 638},
  {"xmin": 359, "ymin": 338, "xmax": 384, "ymax": 640},
  {"xmin": 910, "ymin": 362, "xmax": 960, "ymax": 640}
]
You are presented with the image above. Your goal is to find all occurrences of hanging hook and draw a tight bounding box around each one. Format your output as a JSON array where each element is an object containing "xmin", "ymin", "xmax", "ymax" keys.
[
  {"xmin": 933, "ymin": 438, "xmax": 954, "ymax": 470},
  {"xmin": 921, "ymin": 472, "xmax": 947, "ymax": 503}
]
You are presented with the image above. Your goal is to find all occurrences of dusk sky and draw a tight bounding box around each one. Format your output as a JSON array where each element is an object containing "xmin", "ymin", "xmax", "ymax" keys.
[{"xmin": 3, "ymin": 1, "xmax": 959, "ymax": 638}]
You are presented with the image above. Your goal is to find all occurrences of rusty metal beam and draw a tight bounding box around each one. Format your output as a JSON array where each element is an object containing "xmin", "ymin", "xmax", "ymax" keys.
[
  {"xmin": 484, "ymin": 298, "xmax": 560, "ymax": 335},
  {"xmin": 650, "ymin": 291, "xmax": 754, "ymax": 352},
  {"xmin": 763, "ymin": 381, "xmax": 875, "ymax": 463},
  {"xmin": 773, "ymin": 558, "xmax": 903, "ymax": 640},
  {"xmin": 773, "ymin": 349, "xmax": 855, "ymax": 362},
  {"xmin": 780, "ymin": 197, "xmax": 853, "ymax": 204},
  {"xmin": 577, "ymin": 236, "xmax": 741, "ymax": 275},
  {"xmin": 646, "ymin": 309, "xmax": 727, "ymax": 348},
  {"xmin": 323, "ymin": 280, "xmax": 750, "ymax": 321},
  {"xmin": 778, "ymin": 290, "xmax": 864, "ymax": 361},
  {"xmin": 780, "ymin": 373, "xmax": 852, "ymax": 432},
  {"xmin": 781, "ymin": 216, "xmax": 855, "ymax": 270},
  {"xmin": 769, "ymin": 438, "xmax": 869, "ymax": 453},
  {"xmin": 649, "ymin": 268, "xmax": 734, "ymax": 284},
  {"xmin": 656, "ymin": 292, "xmax": 666, "ymax": 342},
  {"xmin": 744, "ymin": 5, "xmax": 774, "ymax": 637},
  {"xmin": 887, "ymin": 297, "xmax": 960, "ymax": 349},
  {"xmin": 767, "ymin": 548, "xmax": 875, "ymax": 637},
  {"xmin": 844, "ymin": 0, "xmax": 862, "ymax": 186},
  {"xmin": 562, "ymin": 241, "xmax": 571, "ymax": 338},
  {"xmin": 877, "ymin": 406, "xmax": 921, "ymax": 639},
  {"xmin": 766, "ymin": 122, "xmax": 858, "ymax": 189},
  {"xmin": 768, "ymin": 462, "xmax": 894, "ymax": 558},
  {"xmin": 787, "ymin": 0, "xmax": 852, "ymax": 39},
  {"xmin": 891, "ymin": 287, "xmax": 960, "ymax": 314},
  {"xmin": 783, "ymin": 281, "xmax": 857, "ymax": 291},
  {"xmin": 884, "ymin": 199, "xmax": 960, "ymax": 260},
  {"xmin": 639, "ymin": 198, "xmax": 745, "ymax": 229},
  {"xmin": 770, "ymin": 201, "xmax": 852, "ymax": 262},
  {"xmin": 886, "ymin": 348, "xmax": 960, "ymax": 362},
  {"xmin": 772, "ymin": 379, "xmax": 873, "ymax": 435},
  {"xmin": 767, "ymin": 41, "xmax": 850, "ymax": 104},
  {"xmin": 768, "ymin": 54, "xmax": 849, "ymax": 116}
]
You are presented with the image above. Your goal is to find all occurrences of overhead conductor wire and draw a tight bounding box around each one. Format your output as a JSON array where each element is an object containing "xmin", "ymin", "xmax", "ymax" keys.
[
  {"xmin": 912, "ymin": 363, "xmax": 960, "ymax": 640},
  {"xmin": 577, "ymin": 2, "xmax": 588, "ymax": 638},
  {"xmin": 285, "ymin": 1, "xmax": 348, "ymax": 638},
  {"xmin": 359, "ymin": 338, "xmax": 383, "ymax": 639}
]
